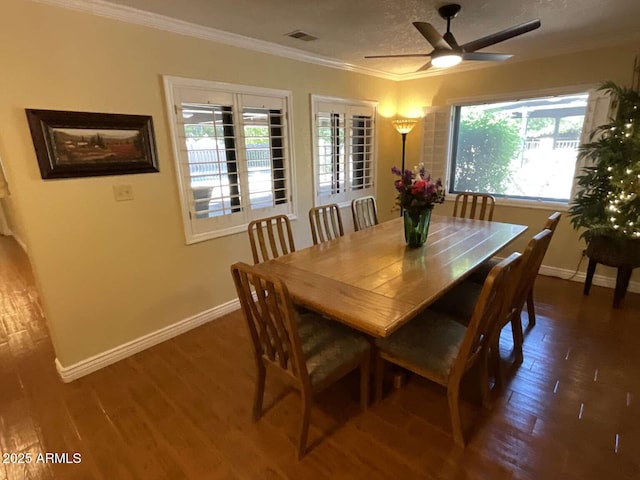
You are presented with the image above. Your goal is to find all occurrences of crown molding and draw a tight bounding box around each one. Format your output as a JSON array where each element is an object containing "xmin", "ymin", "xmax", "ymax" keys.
[
  {"xmin": 30, "ymin": 0, "xmax": 403, "ymax": 81},
  {"xmin": 27, "ymin": 0, "xmax": 640, "ymax": 83}
]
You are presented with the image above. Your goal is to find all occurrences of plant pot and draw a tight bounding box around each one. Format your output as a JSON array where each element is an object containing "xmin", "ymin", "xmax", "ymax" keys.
[{"xmin": 403, "ymin": 207, "xmax": 433, "ymax": 247}]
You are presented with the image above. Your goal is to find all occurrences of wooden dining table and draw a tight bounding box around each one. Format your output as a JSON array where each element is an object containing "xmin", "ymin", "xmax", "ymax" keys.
[{"xmin": 253, "ymin": 215, "xmax": 528, "ymax": 338}]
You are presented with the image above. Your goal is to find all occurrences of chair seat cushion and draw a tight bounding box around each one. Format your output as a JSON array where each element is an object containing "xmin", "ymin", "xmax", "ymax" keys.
[
  {"xmin": 467, "ymin": 258, "xmax": 500, "ymax": 284},
  {"xmin": 375, "ymin": 311, "xmax": 467, "ymax": 379},
  {"xmin": 298, "ymin": 313, "xmax": 370, "ymax": 386},
  {"xmin": 430, "ymin": 281, "xmax": 483, "ymax": 325}
]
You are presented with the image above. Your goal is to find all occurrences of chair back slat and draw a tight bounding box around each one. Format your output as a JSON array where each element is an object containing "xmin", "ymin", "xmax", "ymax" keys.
[
  {"xmin": 309, "ymin": 204, "xmax": 344, "ymax": 245},
  {"xmin": 248, "ymin": 215, "xmax": 295, "ymax": 264},
  {"xmin": 231, "ymin": 262, "xmax": 307, "ymax": 380},
  {"xmin": 351, "ymin": 196, "xmax": 379, "ymax": 231},
  {"xmin": 255, "ymin": 278, "xmax": 288, "ymax": 366},
  {"xmin": 455, "ymin": 252, "xmax": 523, "ymax": 373},
  {"xmin": 453, "ymin": 193, "xmax": 496, "ymax": 221}
]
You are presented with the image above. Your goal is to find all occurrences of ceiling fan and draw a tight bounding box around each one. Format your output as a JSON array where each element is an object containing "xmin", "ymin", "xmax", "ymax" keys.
[{"xmin": 365, "ymin": 3, "xmax": 541, "ymax": 72}]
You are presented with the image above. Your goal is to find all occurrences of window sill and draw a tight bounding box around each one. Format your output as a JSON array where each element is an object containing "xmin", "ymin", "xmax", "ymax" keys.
[
  {"xmin": 444, "ymin": 196, "xmax": 569, "ymax": 212},
  {"xmin": 184, "ymin": 213, "xmax": 300, "ymax": 245}
]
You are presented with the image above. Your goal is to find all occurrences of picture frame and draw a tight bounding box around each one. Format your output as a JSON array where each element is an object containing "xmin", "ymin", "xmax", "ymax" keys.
[{"xmin": 25, "ymin": 109, "xmax": 159, "ymax": 179}]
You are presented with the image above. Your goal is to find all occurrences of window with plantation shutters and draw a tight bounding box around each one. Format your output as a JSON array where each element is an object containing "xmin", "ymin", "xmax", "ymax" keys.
[
  {"xmin": 448, "ymin": 93, "xmax": 589, "ymax": 202},
  {"xmin": 164, "ymin": 76, "xmax": 294, "ymax": 243},
  {"xmin": 422, "ymin": 88, "xmax": 607, "ymax": 208},
  {"xmin": 312, "ymin": 96, "xmax": 376, "ymax": 206}
]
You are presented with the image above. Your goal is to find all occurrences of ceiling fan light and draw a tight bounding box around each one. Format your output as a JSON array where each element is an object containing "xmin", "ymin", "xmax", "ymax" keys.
[{"xmin": 431, "ymin": 53, "xmax": 462, "ymax": 68}]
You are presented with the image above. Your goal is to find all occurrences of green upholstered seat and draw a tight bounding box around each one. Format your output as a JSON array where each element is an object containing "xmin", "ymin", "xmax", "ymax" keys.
[
  {"xmin": 298, "ymin": 313, "xmax": 371, "ymax": 386},
  {"xmin": 375, "ymin": 310, "xmax": 466, "ymax": 379}
]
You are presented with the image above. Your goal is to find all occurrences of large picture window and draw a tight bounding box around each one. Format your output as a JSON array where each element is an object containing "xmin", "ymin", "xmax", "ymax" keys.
[
  {"xmin": 449, "ymin": 93, "xmax": 590, "ymax": 202},
  {"xmin": 164, "ymin": 77, "xmax": 293, "ymax": 243},
  {"xmin": 312, "ymin": 96, "xmax": 376, "ymax": 205}
]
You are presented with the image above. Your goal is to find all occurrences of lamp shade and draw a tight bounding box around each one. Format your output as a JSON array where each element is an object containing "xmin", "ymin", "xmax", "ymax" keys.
[
  {"xmin": 392, "ymin": 118, "xmax": 417, "ymax": 134},
  {"xmin": 431, "ymin": 52, "xmax": 462, "ymax": 68}
]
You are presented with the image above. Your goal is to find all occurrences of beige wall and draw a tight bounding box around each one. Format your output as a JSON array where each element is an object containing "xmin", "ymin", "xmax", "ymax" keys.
[
  {"xmin": 0, "ymin": 1, "xmax": 399, "ymax": 366},
  {"xmin": 397, "ymin": 42, "xmax": 640, "ymax": 281},
  {"xmin": 1, "ymin": 0, "xmax": 636, "ymax": 368}
]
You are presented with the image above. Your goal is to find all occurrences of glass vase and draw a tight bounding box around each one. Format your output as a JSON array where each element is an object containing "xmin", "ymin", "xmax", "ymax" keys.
[{"xmin": 403, "ymin": 207, "xmax": 432, "ymax": 247}]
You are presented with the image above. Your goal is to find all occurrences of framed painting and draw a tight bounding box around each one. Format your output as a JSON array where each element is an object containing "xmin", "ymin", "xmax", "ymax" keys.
[{"xmin": 25, "ymin": 109, "xmax": 159, "ymax": 179}]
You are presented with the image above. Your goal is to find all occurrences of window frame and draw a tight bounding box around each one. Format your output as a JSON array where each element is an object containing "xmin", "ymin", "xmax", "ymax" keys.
[
  {"xmin": 164, "ymin": 76, "xmax": 296, "ymax": 244},
  {"xmin": 436, "ymin": 84, "xmax": 603, "ymax": 211},
  {"xmin": 310, "ymin": 95, "xmax": 377, "ymax": 207}
]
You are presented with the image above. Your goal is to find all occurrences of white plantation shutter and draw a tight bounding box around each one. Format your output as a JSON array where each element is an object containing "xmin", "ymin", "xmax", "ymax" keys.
[
  {"xmin": 569, "ymin": 89, "xmax": 613, "ymax": 201},
  {"xmin": 350, "ymin": 111, "xmax": 375, "ymax": 192},
  {"xmin": 421, "ymin": 106, "xmax": 452, "ymax": 185},
  {"xmin": 182, "ymin": 105, "xmax": 236, "ymax": 219},
  {"xmin": 239, "ymin": 94, "xmax": 290, "ymax": 215},
  {"xmin": 312, "ymin": 96, "xmax": 376, "ymax": 206},
  {"xmin": 164, "ymin": 76, "xmax": 294, "ymax": 243},
  {"xmin": 316, "ymin": 107, "xmax": 346, "ymax": 198}
]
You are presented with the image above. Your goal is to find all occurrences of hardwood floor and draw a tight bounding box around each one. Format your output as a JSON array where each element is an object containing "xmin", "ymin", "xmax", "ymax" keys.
[{"xmin": 1, "ymin": 234, "xmax": 639, "ymax": 479}]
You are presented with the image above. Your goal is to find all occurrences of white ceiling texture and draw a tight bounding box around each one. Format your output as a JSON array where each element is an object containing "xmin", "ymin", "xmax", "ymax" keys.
[{"xmin": 73, "ymin": 0, "xmax": 640, "ymax": 78}]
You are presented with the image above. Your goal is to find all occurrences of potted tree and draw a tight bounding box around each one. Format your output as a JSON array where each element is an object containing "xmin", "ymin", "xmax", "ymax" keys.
[{"xmin": 568, "ymin": 81, "xmax": 640, "ymax": 307}]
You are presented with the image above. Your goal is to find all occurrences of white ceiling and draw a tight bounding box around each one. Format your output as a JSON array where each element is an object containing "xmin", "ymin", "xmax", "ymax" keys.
[{"xmin": 96, "ymin": 0, "xmax": 640, "ymax": 77}]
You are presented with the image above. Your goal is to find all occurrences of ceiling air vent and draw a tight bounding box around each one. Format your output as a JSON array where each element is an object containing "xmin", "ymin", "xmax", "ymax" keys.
[{"xmin": 285, "ymin": 30, "xmax": 317, "ymax": 42}]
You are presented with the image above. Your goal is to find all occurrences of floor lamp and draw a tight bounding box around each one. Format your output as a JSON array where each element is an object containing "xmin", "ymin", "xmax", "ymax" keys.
[
  {"xmin": 392, "ymin": 118, "xmax": 418, "ymax": 215},
  {"xmin": 392, "ymin": 118, "xmax": 418, "ymax": 174}
]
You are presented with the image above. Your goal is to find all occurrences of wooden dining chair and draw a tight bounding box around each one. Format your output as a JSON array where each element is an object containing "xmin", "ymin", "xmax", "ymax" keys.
[
  {"xmin": 247, "ymin": 214, "xmax": 295, "ymax": 264},
  {"xmin": 469, "ymin": 211, "xmax": 561, "ymax": 327},
  {"xmin": 309, "ymin": 203, "xmax": 344, "ymax": 245},
  {"xmin": 525, "ymin": 212, "xmax": 561, "ymax": 326},
  {"xmin": 351, "ymin": 196, "xmax": 379, "ymax": 231},
  {"xmin": 374, "ymin": 253, "xmax": 522, "ymax": 446},
  {"xmin": 231, "ymin": 262, "xmax": 371, "ymax": 459},
  {"xmin": 453, "ymin": 193, "xmax": 496, "ymax": 221},
  {"xmin": 493, "ymin": 229, "xmax": 553, "ymax": 374},
  {"xmin": 432, "ymin": 229, "xmax": 554, "ymax": 374}
]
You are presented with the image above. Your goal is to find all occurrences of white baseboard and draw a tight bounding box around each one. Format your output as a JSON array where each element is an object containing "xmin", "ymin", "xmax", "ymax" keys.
[
  {"xmin": 55, "ymin": 297, "xmax": 241, "ymax": 382},
  {"xmin": 485, "ymin": 256, "xmax": 640, "ymax": 294},
  {"xmin": 53, "ymin": 262, "xmax": 639, "ymax": 383},
  {"xmin": 538, "ymin": 264, "xmax": 640, "ymax": 294}
]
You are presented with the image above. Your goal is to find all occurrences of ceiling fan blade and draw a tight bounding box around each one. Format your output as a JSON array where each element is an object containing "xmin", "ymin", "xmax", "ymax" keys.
[
  {"xmin": 462, "ymin": 52, "xmax": 513, "ymax": 62},
  {"xmin": 461, "ymin": 19, "xmax": 541, "ymax": 52},
  {"xmin": 413, "ymin": 22, "xmax": 451, "ymax": 50},
  {"xmin": 443, "ymin": 31, "xmax": 459, "ymax": 49},
  {"xmin": 364, "ymin": 53, "xmax": 431, "ymax": 59},
  {"xmin": 417, "ymin": 60, "xmax": 433, "ymax": 72}
]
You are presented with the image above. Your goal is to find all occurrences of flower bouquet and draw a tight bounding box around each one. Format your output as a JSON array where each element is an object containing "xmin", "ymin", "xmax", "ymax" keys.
[{"xmin": 392, "ymin": 164, "xmax": 445, "ymax": 247}]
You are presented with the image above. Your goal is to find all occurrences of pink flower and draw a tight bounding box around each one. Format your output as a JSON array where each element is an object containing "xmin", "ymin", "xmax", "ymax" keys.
[{"xmin": 411, "ymin": 179, "xmax": 427, "ymax": 195}]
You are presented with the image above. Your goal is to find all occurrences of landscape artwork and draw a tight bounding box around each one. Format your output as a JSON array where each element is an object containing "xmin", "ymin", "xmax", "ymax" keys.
[
  {"xmin": 26, "ymin": 109, "xmax": 159, "ymax": 179},
  {"xmin": 50, "ymin": 128, "xmax": 145, "ymax": 165}
]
